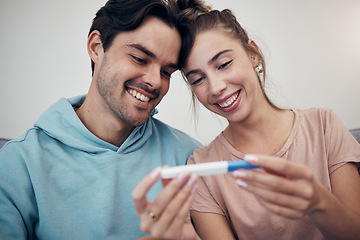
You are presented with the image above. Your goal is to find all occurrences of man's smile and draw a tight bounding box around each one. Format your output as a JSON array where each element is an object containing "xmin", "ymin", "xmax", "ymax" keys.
[{"xmin": 128, "ymin": 89, "xmax": 150, "ymax": 102}]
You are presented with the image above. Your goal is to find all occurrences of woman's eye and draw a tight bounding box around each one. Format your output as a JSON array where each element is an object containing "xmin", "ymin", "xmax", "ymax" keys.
[
  {"xmin": 218, "ymin": 60, "xmax": 233, "ymax": 70},
  {"xmin": 191, "ymin": 77, "xmax": 204, "ymax": 86}
]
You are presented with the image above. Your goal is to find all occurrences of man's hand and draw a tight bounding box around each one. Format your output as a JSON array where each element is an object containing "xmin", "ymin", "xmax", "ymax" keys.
[{"xmin": 132, "ymin": 167, "xmax": 199, "ymax": 239}]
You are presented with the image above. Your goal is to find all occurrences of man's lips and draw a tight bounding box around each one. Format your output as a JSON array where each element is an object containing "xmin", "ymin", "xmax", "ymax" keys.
[
  {"xmin": 128, "ymin": 89, "xmax": 151, "ymax": 102},
  {"xmin": 217, "ymin": 90, "xmax": 240, "ymax": 108}
]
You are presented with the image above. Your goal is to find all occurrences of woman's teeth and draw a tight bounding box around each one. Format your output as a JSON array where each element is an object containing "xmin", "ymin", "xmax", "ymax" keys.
[
  {"xmin": 219, "ymin": 92, "xmax": 239, "ymax": 108},
  {"xmin": 129, "ymin": 89, "xmax": 150, "ymax": 102}
]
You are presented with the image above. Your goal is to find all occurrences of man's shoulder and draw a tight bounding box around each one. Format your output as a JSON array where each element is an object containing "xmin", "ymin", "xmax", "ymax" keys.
[
  {"xmin": 150, "ymin": 117, "xmax": 202, "ymax": 148},
  {"xmin": 0, "ymin": 127, "xmax": 44, "ymax": 154}
]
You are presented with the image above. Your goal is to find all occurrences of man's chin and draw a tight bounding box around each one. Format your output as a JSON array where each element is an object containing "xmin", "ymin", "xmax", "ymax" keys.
[
  {"xmin": 126, "ymin": 114, "xmax": 151, "ymax": 127},
  {"xmin": 131, "ymin": 119, "xmax": 147, "ymax": 127},
  {"xmin": 114, "ymin": 106, "xmax": 153, "ymax": 127}
]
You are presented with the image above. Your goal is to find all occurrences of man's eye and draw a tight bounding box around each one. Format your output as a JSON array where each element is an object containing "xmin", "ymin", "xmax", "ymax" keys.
[
  {"xmin": 161, "ymin": 70, "xmax": 171, "ymax": 80},
  {"xmin": 218, "ymin": 60, "xmax": 233, "ymax": 70},
  {"xmin": 132, "ymin": 56, "xmax": 147, "ymax": 65}
]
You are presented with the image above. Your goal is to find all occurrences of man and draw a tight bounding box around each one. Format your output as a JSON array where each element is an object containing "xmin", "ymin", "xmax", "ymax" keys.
[{"xmin": 0, "ymin": 0, "xmax": 201, "ymax": 239}]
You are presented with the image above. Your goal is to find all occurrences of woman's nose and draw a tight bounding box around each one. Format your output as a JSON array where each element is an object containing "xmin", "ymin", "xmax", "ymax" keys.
[{"xmin": 208, "ymin": 75, "xmax": 226, "ymax": 96}]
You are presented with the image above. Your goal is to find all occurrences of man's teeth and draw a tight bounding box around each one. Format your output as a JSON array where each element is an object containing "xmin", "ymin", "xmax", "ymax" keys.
[
  {"xmin": 219, "ymin": 92, "xmax": 239, "ymax": 108},
  {"xmin": 129, "ymin": 89, "xmax": 150, "ymax": 102}
]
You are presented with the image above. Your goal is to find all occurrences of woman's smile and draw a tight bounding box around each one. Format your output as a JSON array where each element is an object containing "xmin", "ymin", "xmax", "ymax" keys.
[
  {"xmin": 217, "ymin": 90, "xmax": 240, "ymax": 108},
  {"xmin": 215, "ymin": 89, "xmax": 242, "ymax": 113}
]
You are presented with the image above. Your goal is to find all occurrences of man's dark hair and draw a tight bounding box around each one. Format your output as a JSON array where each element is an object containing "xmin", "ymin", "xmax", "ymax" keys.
[{"xmin": 89, "ymin": 0, "xmax": 193, "ymax": 75}]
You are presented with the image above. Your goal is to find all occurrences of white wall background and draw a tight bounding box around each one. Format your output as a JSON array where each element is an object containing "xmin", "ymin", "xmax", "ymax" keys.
[{"xmin": 1, "ymin": 0, "xmax": 359, "ymax": 144}]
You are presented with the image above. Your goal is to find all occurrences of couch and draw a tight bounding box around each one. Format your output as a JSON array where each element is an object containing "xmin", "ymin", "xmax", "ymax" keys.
[{"xmin": 0, "ymin": 138, "xmax": 10, "ymax": 149}]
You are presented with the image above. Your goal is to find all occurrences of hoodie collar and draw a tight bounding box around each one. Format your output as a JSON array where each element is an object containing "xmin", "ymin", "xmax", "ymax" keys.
[{"xmin": 34, "ymin": 95, "xmax": 157, "ymax": 154}]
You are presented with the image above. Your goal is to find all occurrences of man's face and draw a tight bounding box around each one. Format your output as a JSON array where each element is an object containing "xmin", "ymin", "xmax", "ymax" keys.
[{"xmin": 93, "ymin": 17, "xmax": 181, "ymax": 127}]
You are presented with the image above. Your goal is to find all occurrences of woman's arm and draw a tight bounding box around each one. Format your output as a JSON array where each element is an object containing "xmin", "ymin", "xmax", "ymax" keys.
[
  {"xmin": 310, "ymin": 162, "xmax": 360, "ymax": 239},
  {"xmin": 234, "ymin": 155, "xmax": 360, "ymax": 240},
  {"xmin": 191, "ymin": 211, "xmax": 236, "ymax": 240}
]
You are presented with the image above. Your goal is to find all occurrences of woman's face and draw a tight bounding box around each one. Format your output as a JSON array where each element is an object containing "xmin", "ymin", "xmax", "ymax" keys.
[{"xmin": 183, "ymin": 30, "xmax": 263, "ymax": 123}]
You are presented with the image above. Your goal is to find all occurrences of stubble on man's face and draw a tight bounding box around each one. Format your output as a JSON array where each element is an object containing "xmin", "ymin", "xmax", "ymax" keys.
[
  {"xmin": 95, "ymin": 59, "xmax": 158, "ymax": 127},
  {"xmin": 93, "ymin": 17, "xmax": 182, "ymax": 127}
]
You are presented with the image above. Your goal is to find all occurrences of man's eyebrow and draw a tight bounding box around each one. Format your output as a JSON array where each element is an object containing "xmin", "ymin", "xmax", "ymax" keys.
[
  {"xmin": 208, "ymin": 49, "xmax": 233, "ymax": 65},
  {"xmin": 128, "ymin": 44, "xmax": 156, "ymax": 59},
  {"xmin": 128, "ymin": 44, "xmax": 178, "ymax": 69}
]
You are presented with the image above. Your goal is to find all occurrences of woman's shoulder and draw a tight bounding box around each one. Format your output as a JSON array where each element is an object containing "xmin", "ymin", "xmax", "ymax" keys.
[
  {"xmin": 295, "ymin": 107, "xmax": 348, "ymax": 142},
  {"xmin": 297, "ymin": 107, "xmax": 338, "ymax": 124},
  {"xmin": 298, "ymin": 107, "xmax": 334, "ymax": 116},
  {"xmin": 191, "ymin": 134, "xmax": 226, "ymax": 163}
]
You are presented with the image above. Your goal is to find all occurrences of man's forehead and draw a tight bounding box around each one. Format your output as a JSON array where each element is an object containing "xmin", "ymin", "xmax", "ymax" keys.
[{"xmin": 113, "ymin": 18, "xmax": 181, "ymax": 66}]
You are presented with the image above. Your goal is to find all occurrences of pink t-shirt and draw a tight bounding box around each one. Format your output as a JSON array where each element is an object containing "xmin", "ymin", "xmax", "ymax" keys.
[{"xmin": 188, "ymin": 108, "xmax": 360, "ymax": 240}]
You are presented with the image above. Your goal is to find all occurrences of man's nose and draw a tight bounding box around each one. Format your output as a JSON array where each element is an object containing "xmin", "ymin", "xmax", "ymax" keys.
[{"xmin": 143, "ymin": 67, "xmax": 162, "ymax": 89}]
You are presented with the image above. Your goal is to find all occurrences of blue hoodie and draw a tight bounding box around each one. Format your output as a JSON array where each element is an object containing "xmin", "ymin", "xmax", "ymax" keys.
[{"xmin": 0, "ymin": 95, "xmax": 202, "ymax": 239}]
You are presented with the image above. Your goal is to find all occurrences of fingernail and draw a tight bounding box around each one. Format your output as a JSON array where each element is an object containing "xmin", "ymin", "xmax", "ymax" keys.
[
  {"xmin": 191, "ymin": 185, "xmax": 197, "ymax": 194},
  {"xmin": 177, "ymin": 172, "xmax": 187, "ymax": 181},
  {"xmin": 236, "ymin": 179, "xmax": 248, "ymax": 188},
  {"xmin": 150, "ymin": 167, "xmax": 161, "ymax": 179},
  {"xmin": 244, "ymin": 154, "xmax": 258, "ymax": 162},
  {"xmin": 233, "ymin": 170, "xmax": 247, "ymax": 178},
  {"xmin": 187, "ymin": 174, "xmax": 197, "ymax": 186}
]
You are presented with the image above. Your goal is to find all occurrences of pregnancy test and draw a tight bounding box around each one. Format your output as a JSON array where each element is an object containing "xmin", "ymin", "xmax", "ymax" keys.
[{"xmin": 161, "ymin": 160, "xmax": 258, "ymax": 179}]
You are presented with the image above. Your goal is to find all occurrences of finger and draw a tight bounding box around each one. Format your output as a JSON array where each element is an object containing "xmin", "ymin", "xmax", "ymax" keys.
[
  {"xmin": 161, "ymin": 193, "xmax": 195, "ymax": 239},
  {"xmin": 244, "ymin": 154, "xmax": 313, "ymax": 180},
  {"xmin": 160, "ymin": 166, "xmax": 172, "ymax": 187},
  {"xmin": 150, "ymin": 172, "xmax": 192, "ymax": 221},
  {"xmin": 256, "ymin": 195, "xmax": 307, "ymax": 219},
  {"xmin": 161, "ymin": 178, "xmax": 172, "ymax": 187},
  {"xmin": 234, "ymin": 169, "xmax": 314, "ymax": 199},
  {"xmin": 132, "ymin": 167, "xmax": 161, "ymax": 214},
  {"xmin": 237, "ymin": 178, "xmax": 311, "ymax": 212},
  {"xmin": 164, "ymin": 184, "xmax": 196, "ymax": 235},
  {"xmin": 151, "ymin": 175, "xmax": 197, "ymax": 238},
  {"xmin": 140, "ymin": 172, "xmax": 192, "ymax": 234}
]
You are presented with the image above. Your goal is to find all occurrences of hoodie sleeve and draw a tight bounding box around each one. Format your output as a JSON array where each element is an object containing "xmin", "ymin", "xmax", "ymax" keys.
[{"xmin": 0, "ymin": 138, "xmax": 39, "ymax": 239}]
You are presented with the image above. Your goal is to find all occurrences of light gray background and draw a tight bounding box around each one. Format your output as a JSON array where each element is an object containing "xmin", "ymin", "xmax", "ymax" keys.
[{"xmin": 1, "ymin": 0, "xmax": 359, "ymax": 144}]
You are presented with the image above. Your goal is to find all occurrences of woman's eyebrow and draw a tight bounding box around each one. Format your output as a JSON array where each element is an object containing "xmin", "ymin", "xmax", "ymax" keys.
[
  {"xmin": 185, "ymin": 49, "xmax": 233, "ymax": 77},
  {"xmin": 185, "ymin": 69, "xmax": 201, "ymax": 78},
  {"xmin": 208, "ymin": 49, "xmax": 233, "ymax": 65}
]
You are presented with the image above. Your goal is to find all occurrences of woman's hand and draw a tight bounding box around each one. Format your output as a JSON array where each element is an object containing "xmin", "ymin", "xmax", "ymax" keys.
[
  {"xmin": 132, "ymin": 167, "xmax": 199, "ymax": 240},
  {"xmin": 233, "ymin": 154, "xmax": 324, "ymax": 219}
]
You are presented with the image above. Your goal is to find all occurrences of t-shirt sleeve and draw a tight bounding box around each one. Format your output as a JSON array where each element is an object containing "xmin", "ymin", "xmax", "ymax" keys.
[
  {"xmin": 187, "ymin": 155, "xmax": 225, "ymax": 215},
  {"xmin": 325, "ymin": 109, "xmax": 360, "ymax": 173}
]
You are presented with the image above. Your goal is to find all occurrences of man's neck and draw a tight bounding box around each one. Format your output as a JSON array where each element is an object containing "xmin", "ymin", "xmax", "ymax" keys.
[{"xmin": 75, "ymin": 96, "xmax": 135, "ymax": 148}]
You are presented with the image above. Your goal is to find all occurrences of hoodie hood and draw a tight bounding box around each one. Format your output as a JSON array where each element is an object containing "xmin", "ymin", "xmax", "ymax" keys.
[{"xmin": 34, "ymin": 95, "xmax": 156, "ymax": 154}]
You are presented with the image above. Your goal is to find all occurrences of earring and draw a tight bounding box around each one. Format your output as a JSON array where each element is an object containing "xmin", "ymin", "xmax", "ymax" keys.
[
  {"xmin": 255, "ymin": 63, "xmax": 264, "ymax": 83},
  {"xmin": 256, "ymin": 63, "xmax": 263, "ymax": 74}
]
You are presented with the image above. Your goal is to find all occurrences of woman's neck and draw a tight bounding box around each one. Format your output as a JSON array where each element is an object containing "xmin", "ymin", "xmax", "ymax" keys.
[{"xmin": 223, "ymin": 106, "xmax": 294, "ymax": 155}]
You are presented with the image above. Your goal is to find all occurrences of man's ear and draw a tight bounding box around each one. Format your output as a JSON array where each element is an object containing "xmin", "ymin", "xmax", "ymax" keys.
[{"xmin": 87, "ymin": 30, "xmax": 103, "ymax": 64}]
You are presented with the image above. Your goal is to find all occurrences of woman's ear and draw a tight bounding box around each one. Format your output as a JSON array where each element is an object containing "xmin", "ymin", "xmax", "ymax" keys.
[
  {"xmin": 247, "ymin": 39, "xmax": 260, "ymax": 68},
  {"xmin": 87, "ymin": 30, "xmax": 103, "ymax": 64}
]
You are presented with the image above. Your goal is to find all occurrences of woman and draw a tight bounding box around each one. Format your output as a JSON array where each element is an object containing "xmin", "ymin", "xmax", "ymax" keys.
[{"xmin": 180, "ymin": 0, "xmax": 360, "ymax": 239}]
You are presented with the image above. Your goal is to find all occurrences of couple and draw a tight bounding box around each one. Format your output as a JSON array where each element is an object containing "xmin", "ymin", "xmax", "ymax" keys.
[{"xmin": 0, "ymin": 0, "xmax": 359, "ymax": 239}]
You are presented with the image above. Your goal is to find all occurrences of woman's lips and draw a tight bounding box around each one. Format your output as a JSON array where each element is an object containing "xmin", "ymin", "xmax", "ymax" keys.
[{"xmin": 217, "ymin": 90, "xmax": 240, "ymax": 108}]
